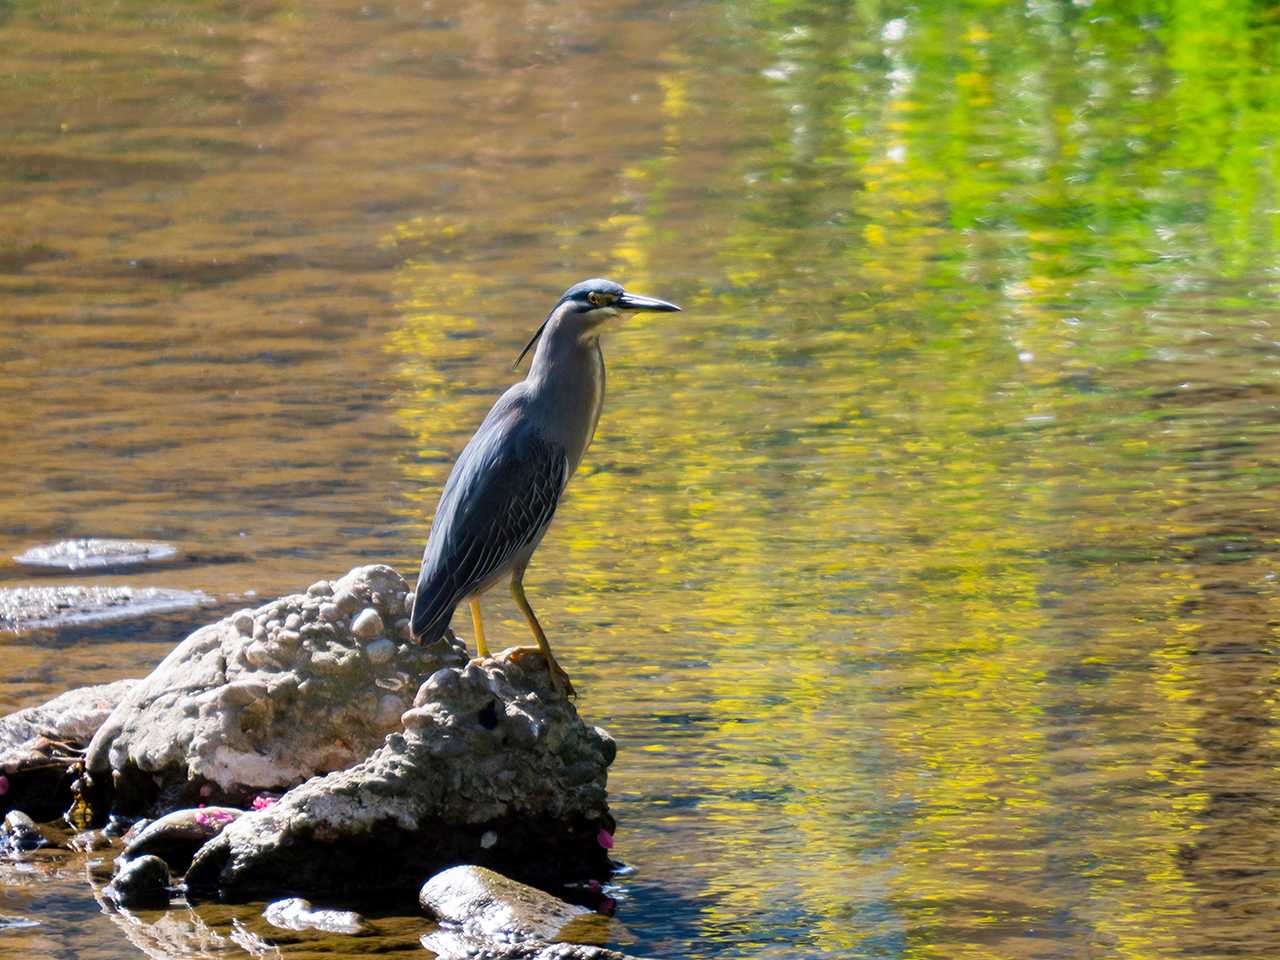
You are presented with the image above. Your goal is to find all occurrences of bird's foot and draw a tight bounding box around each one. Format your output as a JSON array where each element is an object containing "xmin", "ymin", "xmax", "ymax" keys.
[{"xmin": 507, "ymin": 645, "xmax": 576, "ymax": 699}]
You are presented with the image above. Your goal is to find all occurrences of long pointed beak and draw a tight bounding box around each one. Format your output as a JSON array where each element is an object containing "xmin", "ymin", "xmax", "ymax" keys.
[{"xmin": 617, "ymin": 291, "xmax": 682, "ymax": 312}]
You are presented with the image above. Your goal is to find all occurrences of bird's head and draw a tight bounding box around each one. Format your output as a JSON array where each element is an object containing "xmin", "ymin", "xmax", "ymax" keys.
[{"xmin": 513, "ymin": 278, "xmax": 681, "ymax": 369}]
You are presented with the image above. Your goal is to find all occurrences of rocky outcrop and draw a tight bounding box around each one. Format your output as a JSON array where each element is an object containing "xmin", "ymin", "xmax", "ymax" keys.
[
  {"xmin": 420, "ymin": 865, "xmax": 641, "ymax": 960},
  {"xmin": 85, "ymin": 565, "xmax": 464, "ymax": 815},
  {"xmin": 185, "ymin": 649, "xmax": 615, "ymax": 899},
  {"xmin": 0, "ymin": 679, "xmax": 138, "ymax": 820}
]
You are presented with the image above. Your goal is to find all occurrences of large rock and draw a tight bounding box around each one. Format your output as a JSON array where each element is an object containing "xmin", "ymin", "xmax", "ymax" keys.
[
  {"xmin": 85, "ymin": 565, "xmax": 463, "ymax": 815},
  {"xmin": 0, "ymin": 679, "xmax": 138, "ymax": 820},
  {"xmin": 185, "ymin": 649, "xmax": 615, "ymax": 899}
]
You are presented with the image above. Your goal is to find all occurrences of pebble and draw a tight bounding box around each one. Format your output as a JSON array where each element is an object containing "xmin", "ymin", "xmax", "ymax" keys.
[
  {"xmin": 231, "ymin": 611, "xmax": 254, "ymax": 636},
  {"xmin": 319, "ymin": 603, "xmax": 341, "ymax": 623},
  {"xmin": 306, "ymin": 581, "xmax": 333, "ymax": 598},
  {"xmin": 351, "ymin": 608, "xmax": 383, "ymax": 640},
  {"xmin": 365, "ymin": 637, "xmax": 396, "ymax": 665},
  {"xmin": 264, "ymin": 897, "xmax": 364, "ymax": 934},
  {"xmin": 284, "ymin": 613, "xmax": 301, "ymax": 630},
  {"xmin": 1, "ymin": 810, "xmax": 47, "ymax": 853},
  {"xmin": 395, "ymin": 618, "xmax": 412, "ymax": 641},
  {"xmin": 375, "ymin": 694, "xmax": 404, "ymax": 726}
]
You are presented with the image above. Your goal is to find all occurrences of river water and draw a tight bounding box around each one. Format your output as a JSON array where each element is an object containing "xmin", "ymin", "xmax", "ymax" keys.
[{"xmin": 2, "ymin": 0, "xmax": 1279, "ymax": 957}]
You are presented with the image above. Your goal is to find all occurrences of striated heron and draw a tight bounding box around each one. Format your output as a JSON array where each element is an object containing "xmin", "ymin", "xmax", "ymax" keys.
[{"xmin": 410, "ymin": 278, "xmax": 681, "ymax": 695}]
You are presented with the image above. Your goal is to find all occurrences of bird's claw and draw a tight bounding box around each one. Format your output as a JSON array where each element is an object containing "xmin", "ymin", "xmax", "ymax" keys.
[{"xmin": 507, "ymin": 646, "xmax": 576, "ymax": 699}]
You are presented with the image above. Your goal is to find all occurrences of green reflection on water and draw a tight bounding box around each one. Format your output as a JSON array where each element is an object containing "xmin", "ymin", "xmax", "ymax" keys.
[{"xmin": 390, "ymin": 2, "xmax": 1280, "ymax": 958}]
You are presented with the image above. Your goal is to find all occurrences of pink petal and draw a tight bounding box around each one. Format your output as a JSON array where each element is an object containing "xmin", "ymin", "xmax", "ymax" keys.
[
  {"xmin": 0, "ymin": 774, "xmax": 8, "ymax": 796},
  {"xmin": 596, "ymin": 828, "xmax": 614, "ymax": 850},
  {"xmin": 251, "ymin": 794, "xmax": 278, "ymax": 810}
]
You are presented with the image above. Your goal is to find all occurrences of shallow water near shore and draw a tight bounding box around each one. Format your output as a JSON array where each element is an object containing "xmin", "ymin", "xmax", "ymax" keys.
[{"xmin": 3, "ymin": 0, "xmax": 1280, "ymax": 957}]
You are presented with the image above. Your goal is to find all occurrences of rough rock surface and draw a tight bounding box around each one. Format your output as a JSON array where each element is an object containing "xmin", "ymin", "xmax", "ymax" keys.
[
  {"xmin": 85, "ymin": 565, "xmax": 462, "ymax": 815},
  {"xmin": 185, "ymin": 649, "xmax": 615, "ymax": 899},
  {"xmin": 0, "ymin": 586, "xmax": 205, "ymax": 634},
  {"xmin": 13, "ymin": 539, "xmax": 178, "ymax": 571},
  {"xmin": 420, "ymin": 868, "xmax": 642, "ymax": 960},
  {"xmin": 0, "ymin": 680, "xmax": 138, "ymax": 819}
]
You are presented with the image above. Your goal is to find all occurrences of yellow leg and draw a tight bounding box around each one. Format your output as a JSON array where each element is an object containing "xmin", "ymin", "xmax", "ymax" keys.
[
  {"xmin": 469, "ymin": 598, "xmax": 490, "ymax": 659},
  {"xmin": 510, "ymin": 575, "xmax": 573, "ymax": 697}
]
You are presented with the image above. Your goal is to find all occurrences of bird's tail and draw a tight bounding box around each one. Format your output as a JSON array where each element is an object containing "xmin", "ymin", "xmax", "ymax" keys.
[{"xmin": 410, "ymin": 579, "xmax": 457, "ymax": 646}]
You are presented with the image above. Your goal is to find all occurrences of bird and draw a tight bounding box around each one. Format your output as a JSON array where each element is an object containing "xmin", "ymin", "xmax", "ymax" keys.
[{"xmin": 410, "ymin": 278, "xmax": 681, "ymax": 696}]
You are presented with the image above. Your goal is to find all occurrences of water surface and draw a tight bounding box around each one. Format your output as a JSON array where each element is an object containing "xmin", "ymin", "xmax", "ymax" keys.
[{"xmin": 2, "ymin": 0, "xmax": 1279, "ymax": 957}]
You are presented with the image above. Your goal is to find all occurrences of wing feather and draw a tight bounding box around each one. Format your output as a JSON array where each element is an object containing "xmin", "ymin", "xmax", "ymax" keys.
[{"xmin": 411, "ymin": 417, "xmax": 567, "ymax": 641}]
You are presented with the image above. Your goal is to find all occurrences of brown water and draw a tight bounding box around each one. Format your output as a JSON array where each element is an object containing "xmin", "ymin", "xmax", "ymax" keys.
[{"xmin": 3, "ymin": 0, "xmax": 1280, "ymax": 957}]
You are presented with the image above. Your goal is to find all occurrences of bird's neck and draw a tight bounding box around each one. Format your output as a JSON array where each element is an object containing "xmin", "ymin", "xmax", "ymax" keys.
[{"xmin": 526, "ymin": 327, "xmax": 606, "ymax": 473}]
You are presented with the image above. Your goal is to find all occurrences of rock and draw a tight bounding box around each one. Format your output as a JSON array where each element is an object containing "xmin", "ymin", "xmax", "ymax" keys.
[
  {"xmin": 185, "ymin": 649, "xmax": 614, "ymax": 900},
  {"xmin": 121, "ymin": 806, "xmax": 243, "ymax": 873},
  {"xmin": 12, "ymin": 538, "xmax": 178, "ymax": 571},
  {"xmin": 421, "ymin": 934, "xmax": 642, "ymax": 960},
  {"xmin": 0, "ymin": 679, "xmax": 138, "ymax": 820},
  {"xmin": 103, "ymin": 854, "xmax": 172, "ymax": 909},
  {"xmin": 351, "ymin": 608, "xmax": 383, "ymax": 639},
  {"xmin": 85, "ymin": 565, "xmax": 465, "ymax": 816},
  {"xmin": 0, "ymin": 585, "xmax": 206, "ymax": 634},
  {"xmin": 420, "ymin": 865, "xmax": 597, "ymax": 943},
  {"xmin": 0, "ymin": 810, "xmax": 48, "ymax": 854},
  {"xmin": 263, "ymin": 897, "xmax": 364, "ymax": 934},
  {"xmin": 366, "ymin": 638, "xmax": 396, "ymax": 665}
]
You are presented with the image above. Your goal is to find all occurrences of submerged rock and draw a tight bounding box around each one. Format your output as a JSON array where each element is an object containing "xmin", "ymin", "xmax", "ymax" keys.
[
  {"xmin": 420, "ymin": 865, "xmax": 599, "ymax": 944},
  {"xmin": 0, "ymin": 679, "xmax": 137, "ymax": 819},
  {"xmin": 263, "ymin": 897, "xmax": 364, "ymax": 934},
  {"xmin": 121, "ymin": 806, "xmax": 243, "ymax": 873},
  {"xmin": 421, "ymin": 936, "xmax": 642, "ymax": 960},
  {"xmin": 104, "ymin": 854, "xmax": 173, "ymax": 909},
  {"xmin": 420, "ymin": 867, "xmax": 641, "ymax": 960},
  {"xmin": 85, "ymin": 565, "xmax": 464, "ymax": 815},
  {"xmin": 13, "ymin": 539, "xmax": 178, "ymax": 572},
  {"xmin": 185, "ymin": 649, "xmax": 614, "ymax": 899},
  {"xmin": 0, "ymin": 585, "xmax": 205, "ymax": 634},
  {"xmin": 0, "ymin": 810, "xmax": 49, "ymax": 854}
]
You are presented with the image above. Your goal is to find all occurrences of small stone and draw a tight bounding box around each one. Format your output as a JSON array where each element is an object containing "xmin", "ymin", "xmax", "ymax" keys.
[
  {"xmin": 375, "ymin": 694, "xmax": 404, "ymax": 726},
  {"xmin": 480, "ymin": 830, "xmax": 498, "ymax": 849},
  {"xmin": 362, "ymin": 637, "xmax": 395, "ymax": 666},
  {"xmin": 319, "ymin": 603, "xmax": 341, "ymax": 623},
  {"xmin": 275, "ymin": 629, "xmax": 301, "ymax": 651},
  {"xmin": 1, "ymin": 810, "xmax": 47, "ymax": 853},
  {"xmin": 264, "ymin": 897, "xmax": 364, "ymax": 934},
  {"xmin": 104, "ymin": 854, "xmax": 172, "ymax": 909},
  {"xmin": 307, "ymin": 581, "xmax": 333, "ymax": 598},
  {"xmin": 351, "ymin": 608, "xmax": 383, "ymax": 640},
  {"xmin": 284, "ymin": 613, "xmax": 301, "ymax": 630},
  {"xmin": 332, "ymin": 589, "xmax": 361, "ymax": 615},
  {"xmin": 231, "ymin": 611, "xmax": 254, "ymax": 636},
  {"xmin": 395, "ymin": 618, "xmax": 412, "ymax": 641}
]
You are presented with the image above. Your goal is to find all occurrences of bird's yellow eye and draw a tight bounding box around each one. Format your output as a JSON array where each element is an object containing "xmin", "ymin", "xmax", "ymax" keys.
[{"xmin": 587, "ymin": 292, "xmax": 603, "ymax": 306}]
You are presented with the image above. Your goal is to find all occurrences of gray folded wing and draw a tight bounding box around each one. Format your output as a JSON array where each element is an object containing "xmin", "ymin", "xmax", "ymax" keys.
[{"xmin": 412, "ymin": 423, "xmax": 568, "ymax": 640}]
